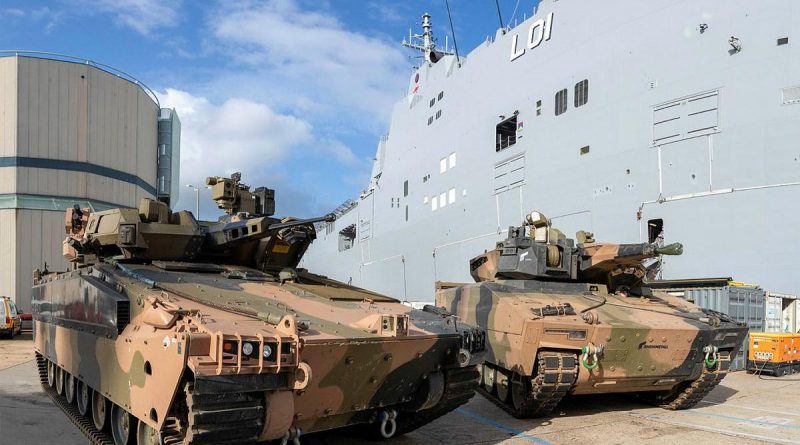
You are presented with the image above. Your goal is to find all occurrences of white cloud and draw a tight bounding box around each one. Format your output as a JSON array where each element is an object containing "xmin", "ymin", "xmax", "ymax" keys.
[
  {"xmin": 0, "ymin": 8, "xmax": 26, "ymax": 18},
  {"xmin": 83, "ymin": 0, "xmax": 181, "ymax": 35},
  {"xmin": 158, "ymin": 88, "xmax": 372, "ymax": 217},
  {"xmin": 158, "ymin": 88, "xmax": 314, "ymax": 214},
  {"xmin": 211, "ymin": 0, "xmax": 408, "ymax": 120}
]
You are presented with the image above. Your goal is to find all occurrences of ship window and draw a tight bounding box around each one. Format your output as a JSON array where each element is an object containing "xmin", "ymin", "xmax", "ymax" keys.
[
  {"xmin": 647, "ymin": 219, "xmax": 664, "ymax": 244},
  {"xmin": 429, "ymin": 98, "xmax": 435, "ymax": 107},
  {"xmin": 432, "ymin": 197, "xmax": 438, "ymax": 211},
  {"xmin": 405, "ymin": 205, "xmax": 408, "ymax": 221},
  {"xmin": 555, "ymin": 88, "xmax": 568, "ymax": 115},
  {"xmin": 536, "ymin": 100, "xmax": 542, "ymax": 116},
  {"xmin": 338, "ymin": 224, "xmax": 356, "ymax": 251},
  {"xmin": 448, "ymin": 152, "xmax": 456, "ymax": 168},
  {"xmin": 439, "ymin": 192, "xmax": 446, "ymax": 208},
  {"xmin": 436, "ymin": 110, "xmax": 442, "ymax": 119},
  {"xmin": 427, "ymin": 116, "xmax": 433, "ymax": 125},
  {"xmin": 440, "ymin": 157, "xmax": 447, "ymax": 173},
  {"xmin": 423, "ymin": 196, "xmax": 429, "ymax": 204},
  {"xmin": 580, "ymin": 145, "xmax": 590, "ymax": 155},
  {"xmin": 438, "ymin": 91, "xmax": 444, "ymax": 100},
  {"xmin": 778, "ymin": 37, "xmax": 789, "ymax": 46},
  {"xmin": 403, "ymin": 180, "xmax": 408, "ymax": 197},
  {"xmin": 574, "ymin": 79, "xmax": 589, "ymax": 107},
  {"xmin": 448, "ymin": 188, "xmax": 456, "ymax": 204},
  {"xmin": 496, "ymin": 115, "xmax": 517, "ymax": 151}
]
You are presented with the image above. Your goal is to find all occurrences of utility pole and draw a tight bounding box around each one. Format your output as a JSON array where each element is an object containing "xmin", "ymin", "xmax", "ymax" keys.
[{"xmin": 186, "ymin": 184, "xmax": 200, "ymax": 219}]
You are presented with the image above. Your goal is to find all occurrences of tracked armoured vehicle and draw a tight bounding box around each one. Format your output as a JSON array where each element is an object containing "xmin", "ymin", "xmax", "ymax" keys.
[
  {"xmin": 33, "ymin": 173, "xmax": 485, "ymax": 445},
  {"xmin": 435, "ymin": 210, "xmax": 748, "ymax": 418}
]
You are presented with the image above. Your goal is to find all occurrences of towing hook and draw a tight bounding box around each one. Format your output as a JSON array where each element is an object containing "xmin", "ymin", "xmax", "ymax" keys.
[
  {"xmin": 378, "ymin": 409, "xmax": 398, "ymax": 439},
  {"xmin": 703, "ymin": 345, "xmax": 719, "ymax": 368},
  {"xmin": 581, "ymin": 344, "xmax": 604, "ymax": 370},
  {"xmin": 280, "ymin": 426, "xmax": 302, "ymax": 445},
  {"xmin": 457, "ymin": 348, "xmax": 471, "ymax": 367}
]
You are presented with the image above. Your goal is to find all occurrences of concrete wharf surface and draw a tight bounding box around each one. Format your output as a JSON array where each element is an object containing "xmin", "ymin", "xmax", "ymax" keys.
[{"xmin": 2, "ymin": 334, "xmax": 798, "ymax": 445}]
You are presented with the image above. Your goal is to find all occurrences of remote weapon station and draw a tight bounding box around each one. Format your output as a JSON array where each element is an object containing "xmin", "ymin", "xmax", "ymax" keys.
[{"xmin": 33, "ymin": 173, "xmax": 485, "ymax": 445}]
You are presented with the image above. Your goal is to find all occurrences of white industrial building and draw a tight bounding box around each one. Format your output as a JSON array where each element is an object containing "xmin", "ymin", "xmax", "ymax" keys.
[{"xmin": 0, "ymin": 53, "xmax": 180, "ymax": 312}]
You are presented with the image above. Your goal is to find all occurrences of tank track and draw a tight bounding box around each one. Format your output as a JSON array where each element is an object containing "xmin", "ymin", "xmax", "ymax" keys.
[
  {"xmin": 478, "ymin": 351, "xmax": 578, "ymax": 418},
  {"xmin": 37, "ymin": 353, "xmax": 265, "ymax": 445},
  {"xmin": 36, "ymin": 354, "xmax": 116, "ymax": 445},
  {"xmin": 393, "ymin": 366, "xmax": 480, "ymax": 436},
  {"xmin": 163, "ymin": 383, "xmax": 265, "ymax": 445},
  {"xmin": 640, "ymin": 352, "xmax": 732, "ymax": 410}
]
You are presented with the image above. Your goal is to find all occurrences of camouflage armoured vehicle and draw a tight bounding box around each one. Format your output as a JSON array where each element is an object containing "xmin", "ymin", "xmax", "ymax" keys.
[
  {"xmin": 435, "ymin": 210, "xmax": 747, "ymax": 418},
  {"xmin": 33, "ymin": 173, "xmax": 485, "ymax": 445}
]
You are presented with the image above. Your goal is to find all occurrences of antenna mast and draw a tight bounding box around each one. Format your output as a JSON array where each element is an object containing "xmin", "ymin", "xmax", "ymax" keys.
[
  {"xmin": 402, "ymin": 12, "xmax": 454, "ymax": 64},
  {"xmin": 444, "ymin": 0, "xmax": 461, "ymax": 65},
  {"xmin": 494, "ymin": 0, "xmax": 505, "ymax": 30}
]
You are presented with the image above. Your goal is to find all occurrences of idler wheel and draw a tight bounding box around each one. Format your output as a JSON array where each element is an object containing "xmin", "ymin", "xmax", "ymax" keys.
[
  {"xmin": 495, "ymin": 368, "xmax": 510, "ymax": 402},
  {"xmin": 481, "ymin": 364, "xmax": 496, "ymax": 393},
  {"xmin": 136, "ymin": 421, "xmax": 162, "ymax": 445},
  {"xmin": 47, "ymin": 361, "xmax": 56, "ymax": 388},
  {"xmin": 65, "ymin": 373, "xmax": 76, "ymax": 404},
  {"xmin": 111, "ymin": 404, "xmax": 137, "ymax": 445},
  {"xmin": 92, "ymin": 390, "xmax": 109, "ymax": 431},
  {"xmin": 56, "ymin": 366, "xmax": 65, "ymax": 395},
  {"xmin": 77, "ymin": 381, "xmax": 91, "ymax": 416}
]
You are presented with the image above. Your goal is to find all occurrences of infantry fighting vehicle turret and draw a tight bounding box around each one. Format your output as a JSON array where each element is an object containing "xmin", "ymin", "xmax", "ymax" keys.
[
  {"xmin": 436, "ymin": 211, "xmax": 747, "ymax": 418},
  {"xmin": 33, "ymin": 173, "xmax": 485, "ymax": 445}
]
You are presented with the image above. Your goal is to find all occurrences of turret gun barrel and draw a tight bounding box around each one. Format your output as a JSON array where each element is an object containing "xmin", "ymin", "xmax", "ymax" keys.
[
  {"xmin": 267, "ymin": 213, "xmax": 336, "ymax": 231},
  {"xmin": 656, "ymin": 242, "xmax": 683, "ymax": 256}
]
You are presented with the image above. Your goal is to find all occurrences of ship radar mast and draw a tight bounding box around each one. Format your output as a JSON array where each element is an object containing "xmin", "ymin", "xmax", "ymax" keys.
[{"xmin": 402, "ymin": 13, "xmax": 453, "ymax": 64}]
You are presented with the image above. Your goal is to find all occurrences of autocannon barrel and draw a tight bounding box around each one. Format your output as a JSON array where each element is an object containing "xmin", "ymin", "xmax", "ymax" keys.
[{"xmin": 268, "ymin": 213, "xmax": 336, "ymax": 231}]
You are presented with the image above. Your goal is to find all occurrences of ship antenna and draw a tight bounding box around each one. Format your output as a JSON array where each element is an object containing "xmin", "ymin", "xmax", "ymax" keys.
[
  {"xmin": 445, "ymin": 0, "xmax": 461, "ymax": 65},
  {"xmin": 402, "ymin": 11, "xmax": 455, "ymax": 64},
  {"xmin": 494, "ymin": 0, "xmax": 505, "ymax": 30}
]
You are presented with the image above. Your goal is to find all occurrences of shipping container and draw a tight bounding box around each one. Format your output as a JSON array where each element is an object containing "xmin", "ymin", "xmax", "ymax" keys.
[
  {"xmin": 650, "ymin": 278, "xmax": 766, "ymax": 371},
  {"xmin": 766, "ymin": 292, "xmax": 799, "ymax": 333},
  {"xmin": 766, "ymin": 295, "xmax": 783, "ymax": 332}
]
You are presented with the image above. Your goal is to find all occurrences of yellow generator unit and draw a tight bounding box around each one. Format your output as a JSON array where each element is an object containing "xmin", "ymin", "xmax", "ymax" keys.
[{"xmin": 747, "ymin": 333, "xmax": 799, "ymax": 376}]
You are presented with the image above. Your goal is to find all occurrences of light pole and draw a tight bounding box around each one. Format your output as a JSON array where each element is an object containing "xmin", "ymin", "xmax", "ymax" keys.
[{"xmin": 186, "ymin": 184, "xmax": 200, "ymax": 219}]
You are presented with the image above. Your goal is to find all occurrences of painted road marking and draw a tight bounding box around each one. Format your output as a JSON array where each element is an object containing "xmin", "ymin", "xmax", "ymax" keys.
[
  {"xmin": 456, "ymin": 408, "xmax": 557, "ymax": 445},
  {"xmin": 688, "ymin": 410, "xmax": 800, "ymax": 431},
  {"xmin": 698, "ymin": 400, "xmax": 800, "ymax": 418},
  {"xmin": 627, "ymin": 412, "xmax": 800, "ymax": 444}
]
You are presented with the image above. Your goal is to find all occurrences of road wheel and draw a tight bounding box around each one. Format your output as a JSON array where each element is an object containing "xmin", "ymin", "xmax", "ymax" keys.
[
  {"xmin": 92, "ymin": 390, "xmax": 109, "ymax": 431},
  {"xmin": 47, "ymin": 361, "xmax": 56, "ymax": 387},
  {"xmin": 136, "ymin": 421, "xmax": 162, "ymax": 445},
  {"xmin": 495, "ymin": 368, "xmax": 510, "ymax": 403},
  {"xmin": 482, "ymin": 364, "xmax": 496, "ymax": 393},
  {"xmin": 65, "ymin": 373, "xmax": 76, "ymax": 404},
  {"xmin": 77, "ymin": 381, "xmax": 91, "ymax": 416},
  {"xmin": 56, "ymin": 366, "xmax": 65, "ymax": 395},
  {"xmin": 774, "ymin": 367, "xmax": 785, "ymax": 377},
  {"xmin": 112, "ymin": 404, "xmax": 137, "ymax": 445}
]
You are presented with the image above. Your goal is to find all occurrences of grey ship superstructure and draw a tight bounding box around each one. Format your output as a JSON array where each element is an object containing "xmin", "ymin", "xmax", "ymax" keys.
[{"xmin": 304, "ymin": 0, "xmax": 800, "ymax": 301}]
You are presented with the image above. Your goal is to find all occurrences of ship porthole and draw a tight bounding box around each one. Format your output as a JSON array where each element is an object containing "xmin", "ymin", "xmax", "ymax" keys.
[{"xmin": 144, "ymin": 361, "xmax": 152, "ymax": 376}]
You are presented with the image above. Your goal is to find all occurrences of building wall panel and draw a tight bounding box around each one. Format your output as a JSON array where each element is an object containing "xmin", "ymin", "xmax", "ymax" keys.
[
  {"xmin": 2, "ymin": 56, "xmax": 164, "ymax": 311},
  {"xmin": 0, "ymin": 167, "xmax": 15, "ymax": 194},
  {"xmin": 0, "ymin": 57, "xmax": 17, "ymax": 158},
  {"xmin": 0, "ymin": 209, "xmax": 16, "ymax": 301},
  {"xmin": 12, "ymin": 209, "xmax": 70, "ymax": 312}
]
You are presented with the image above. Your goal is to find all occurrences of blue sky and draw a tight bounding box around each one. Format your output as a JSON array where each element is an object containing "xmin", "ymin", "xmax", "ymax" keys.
[{"xmin": 0, "ymin": 0, "xmax": 540, "ymax": 218}]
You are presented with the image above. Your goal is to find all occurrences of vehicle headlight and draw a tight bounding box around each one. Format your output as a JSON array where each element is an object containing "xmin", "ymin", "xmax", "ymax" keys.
[
  {"xmin": 263, "ymin": 344, "xmax": 273, "ymax": 359},
  {"xmin": 241, "ymin": 342, "xmax": 254, "ymax": 356}
]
